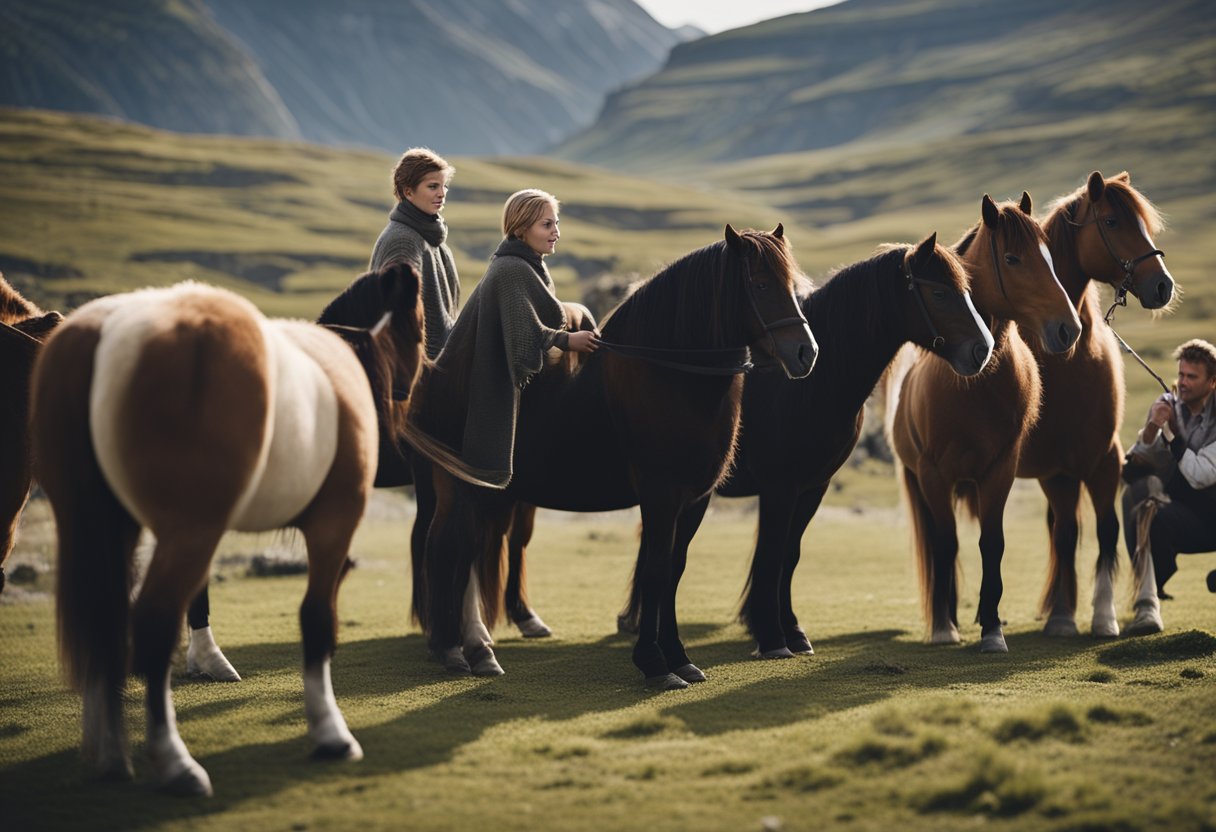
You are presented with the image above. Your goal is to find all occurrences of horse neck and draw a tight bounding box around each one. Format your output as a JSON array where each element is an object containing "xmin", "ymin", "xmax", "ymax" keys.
[
  {"xmin": 804, "ymin": 254, "xmax": 908, "ymax": 407},
  {"xmin": 1042, "ymin": 207, "xmax": 1091, "ymax": 306}
]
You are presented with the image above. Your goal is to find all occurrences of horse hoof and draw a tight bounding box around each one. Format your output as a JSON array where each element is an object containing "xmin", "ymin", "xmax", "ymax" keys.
[
  {"xmin": 1043, "ymin": 617, "xmax": 1079, "ymax": 638},
  {"xmin": 156, "ymin": 761, "xmax": 213, "ymax": 798},
  {"xmin": 671, "ymin": 663, "xmax": 706, "ymax": 683},
  {"xmin": 1090, "ymin": 618, "xmax": 1120, "ymax": 639},
  {"xmin": 645, "ymin": 673, "xmax": 689, "ymax": 691},
  {"xmin": 469, "ymin": 647, "xmax": 505, "ymax": 677},
  {"xmin": 186, "ymin": 628, "xmax": 242, "ymax": 682},
  {"xmin": 786, "ymin": 636, "xmax": 815, "ymax": 655},
  {"xmin": 929, "ymin": 627, "xmax": 961, "ymax": 645},
  {"xmin": 979, "ymin": 630, "xmax": 1008, "ymax": 653},
  {"xmin": 312, "ymin": 737, "xmax": 363, "ymax": 761},
  {"xmin": 437, "ymin": 647, "xmax": 470, "ymax": 674},
  {"xmin": 1124, "ymin": 604, "xmax": 1164, "ymax": 637},
  {"xmin": 516, "ymin": 615, "xmax": 552, "ymax": 639},
  {"xmin": 753, "ymin": 646, "xmax": 795, "ymax": 660}
]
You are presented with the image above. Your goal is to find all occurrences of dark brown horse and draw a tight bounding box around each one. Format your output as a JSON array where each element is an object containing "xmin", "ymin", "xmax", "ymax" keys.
[
  {"xmin": 1018, "ymin": 171, "xmax": 1173, "ymax": 637},
  {"xmin": 887, "ymin": 194, "xmax": 1082, "ymax": 652},
  {"xmin": 33, "ymin": 266, "xmax": 423, "ymax": 796},
  {"xmin": 0, "ymin": 274, "xmax": 62, "ymax": 593},
  {"xmin": 409, "ymin": 226, "xmax": 818, "ymax": 688}
]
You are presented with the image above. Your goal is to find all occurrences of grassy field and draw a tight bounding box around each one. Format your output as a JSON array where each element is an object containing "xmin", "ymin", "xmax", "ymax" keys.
[{"xmin": 2, "ymin": 475, "xmax": 1214, "ymax": 832}]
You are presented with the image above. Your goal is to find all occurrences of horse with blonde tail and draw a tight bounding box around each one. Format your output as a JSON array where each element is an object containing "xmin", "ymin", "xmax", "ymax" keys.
[{"xmin": 33, "ymin": 264, "xmax": 423, "ymax": 796}]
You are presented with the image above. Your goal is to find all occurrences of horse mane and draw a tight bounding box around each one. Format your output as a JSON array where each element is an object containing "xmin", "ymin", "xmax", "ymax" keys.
[
  {"xmin": 316, "ymin": 263, "xmax": 424, "ymax": 442},
  {"xmin": 605, "ymin": 230, "xmax": 801, "ymax": 349},
  {"xmin": 1041, "ymin": 174, "xmax": 1166, "ymax": 286},
  {"xmin": 809, "ymin": 247, "xmax": 910, "ymax": 359},
  {"xmin": 0, "ymin": 273, "xmax": 42, "ymax": 325}
]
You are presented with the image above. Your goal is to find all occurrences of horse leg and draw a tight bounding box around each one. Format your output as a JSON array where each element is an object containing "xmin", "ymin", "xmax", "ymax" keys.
[
  {"xmin": 298, "ymin": 523, "xmax": 363, "ymax": 761},
  {"xmin": 907, "ymin": 466, "xmax": 960, "ymax": 644},
  {"xmin": 661, "ymin": 495, "xmax": 711, "ymax": 683},
  {"xmin": 1038, "ymin": 475, "xmax": 1081, "ymax": 637},
  {"xmin": 779, "ymin": 484, "xmax": 828, "ymax": 656},
  {"xmin": 420, "ymin": 470, "xmax": 474, "ymax": 672},
  {"xmin": 1086, "ymin": 448, "xmax": 1122, "ymax": 638},
  {"xmin": 632, "ymin": 484, "xmax": 686, "ymax": 690},
  {"xmin": 185, "ymin": 585, "xmax": 240, "ymax": 681},
  {"xmin": 975, "ymin": 472, "xmax": 1014, "ymax": 653},
  {"xmin": 132, "ymin": 532, "xmax": 221, "ymax": 796},
  {"xmin": 741, "ymin": 487, "xmax": 798, "ymax": 659},
  {"xmin": 409, "ymin": 454, "xmax": 436, "ymax": 625},
  {"xmin": 505, "ymin": 503, "xmax": 552, "ymax": 638}
]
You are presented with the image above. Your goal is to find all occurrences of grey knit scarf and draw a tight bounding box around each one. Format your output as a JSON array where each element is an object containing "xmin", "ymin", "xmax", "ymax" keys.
[{"xmin": 389, "ymin": 199, "xmax": 447, "ymax": 247}]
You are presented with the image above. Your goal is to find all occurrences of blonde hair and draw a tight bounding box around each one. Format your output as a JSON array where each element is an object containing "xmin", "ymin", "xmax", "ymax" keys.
[
  {"xmin": 502, "ymin": 189, "xmax": 559, "ymax": 239},
  {"xmin": 391, "ymin": 148, "xmax": 453, "ymax": 201}
]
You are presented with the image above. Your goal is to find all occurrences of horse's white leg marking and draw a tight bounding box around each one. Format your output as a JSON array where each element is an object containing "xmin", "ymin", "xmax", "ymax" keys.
[
  {"xmin": 145, "ymin": 671, "xmax": 212, "ymax": 796},
  {"xmin": 304, "ymin": 659, "xmax": 362, "ymax": 760},
  {"xmin": 186, "ymin": 626, "xmax": 241, "ymax": 682},
  {"xmin": 82, "ymin": 680, "xmax": 131, "ymax": 779},
  {"xmin": 516, "ymin": 612, "xmax": 552, "ymax": 639},
  {"xmin": 1091, "ymin": 563, "xmax": 1120, "ymax": 638},
  {"xmin": 462, "ymin": 570, "xmax": 503, "ymax": 676}
]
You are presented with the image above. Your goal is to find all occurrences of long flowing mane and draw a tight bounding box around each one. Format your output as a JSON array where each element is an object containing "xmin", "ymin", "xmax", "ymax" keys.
[
  {"xmin": 1041, "ymin": 176, "xmax": 1165, "ymax": 284},
  {"xmin": 604, "ymin": 230, "xmax": 801, "ymax": 349}
]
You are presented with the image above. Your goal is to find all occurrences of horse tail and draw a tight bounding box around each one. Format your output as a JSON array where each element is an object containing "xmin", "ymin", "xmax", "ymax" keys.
[
  {"xmin": 902, "ymin": 466, "xmax": 947, "ymax": 630},
  {"xmin": 32, "ymin": 320, "xmax": 141, "ymax": 704},
  {"xmin": 477, "ymin": 512, "xmax": 506, "ymax": 632},
  {"xmin": 1039, "ymin": 495, "xmax": 1082, "ymax": 619},
  {"xmin": 1128, "ymin": 498, "xmax": 1161, "ymax": 607},
  {"xmin": 953, "ymin": 481, "xmax": 980, "ymax": 521},
  {"xmin": 736, "ymin": 518, "xmax": 763, "ymax": 630},
  {"xmin": 617, "ymin": 520, "xmax": 644, "ymax": 633}
]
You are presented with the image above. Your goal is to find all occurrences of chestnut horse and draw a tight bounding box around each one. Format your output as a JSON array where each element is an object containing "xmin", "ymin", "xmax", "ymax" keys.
[
  {"xmin": 887, "ymin": 194, "xmax": 1081, "ymax": 652},
  {"xmin": 1018, "ymin": 171, "xmax": 1173, "ymax": 637},
  {"xmin": 410, "ymin": 226, "xmax": 818, "ymax": 689},
  {"xmin": 0, "ymin": 275, "xmax": 62, "ymax": 592},
  {"xmin": 32, "ymin": 265, "xmax": 423, "ymax": 796}
]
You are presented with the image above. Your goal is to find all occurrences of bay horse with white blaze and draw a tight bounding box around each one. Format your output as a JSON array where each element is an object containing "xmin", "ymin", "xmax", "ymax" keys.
[
  {"xmin": 33, "ymin": 265, "xmax": 424, "ymax": 796},
  {"xmin": 0, "ymin": 274, "xmax": 62, "ymax": 592},
  {"xmin": 887, "ymin": 194, "xmax": 1082, "ymax": 652},
  {"xmin": 410, "ymin": 225, "xmax": 817, "ymax": 689},
  {"xmin": 1018, "ymin": 171, "xmax": 1174, "ymax": 637}
]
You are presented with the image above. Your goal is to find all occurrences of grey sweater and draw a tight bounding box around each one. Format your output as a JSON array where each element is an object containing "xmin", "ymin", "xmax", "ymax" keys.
[{"xmin": 369, "ymin": 201, "xmax": 460, "ymax": 358}]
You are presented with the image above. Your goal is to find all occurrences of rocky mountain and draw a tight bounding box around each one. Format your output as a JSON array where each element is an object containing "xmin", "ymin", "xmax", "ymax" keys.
[{"xmin": 0, "ymin": 0, "xmax": 687, "ymax": 154}]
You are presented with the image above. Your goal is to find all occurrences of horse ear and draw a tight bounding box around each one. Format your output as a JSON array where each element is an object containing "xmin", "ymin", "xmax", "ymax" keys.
[
  {"xmin": 1019, "ymin": 191, "xmax": 1033, "ymax": 215},
  {"xmin": 13, "ymin": 311, "xmax": 63, "ymax": 343},
  {"xmin": 772, "ymin": 223, "xmax": 784, "ymax": 239},
  {"xmin": 724, "ymin": 224, "xmax": 743, "ymax": 252},
  {"xmin": 1115, "ymin": 170, "xmax": 1131, "ymax": 184},
  {"xmin": 981, "ymin": 194, "xmax": 999, "ymax": 229},
  {"xmin": 912, "ymin": 232, "xmax": 937, "ymax": 266},
  {"xmin": 1087, "ymin": 171, "xmax": 1105, "ymax": 202}
]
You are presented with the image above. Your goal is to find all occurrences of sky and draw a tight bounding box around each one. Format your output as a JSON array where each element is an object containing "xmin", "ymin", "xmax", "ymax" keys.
[{"xmin": 632, "ymin": 0, "xmax": 841, "ymax": 34}]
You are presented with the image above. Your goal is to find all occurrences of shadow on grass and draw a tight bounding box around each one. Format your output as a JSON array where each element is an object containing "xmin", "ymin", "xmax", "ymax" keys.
[{"xmin": 0, "ymin": 621, "xmax": 1126, "ymax": 831}]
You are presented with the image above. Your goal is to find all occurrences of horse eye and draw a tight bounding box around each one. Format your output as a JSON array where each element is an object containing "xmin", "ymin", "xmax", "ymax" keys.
[
  {"xmin": 1103, "ymin": 217, "xmax": 1118, "ymax": 228},
  {"xmin": 1004, "ymin": 253, "xmax": 1020, "ymax": 266},
  {"xmin": 757, "ymin": 282, "xmax": 769, "ymax": 290},
  {"xmin": 932, "ymin": 289, "xmax": 946, "ymax": 299}
]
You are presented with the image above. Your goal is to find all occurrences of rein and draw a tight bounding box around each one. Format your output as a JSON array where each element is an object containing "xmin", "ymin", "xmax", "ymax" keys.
[{"xmin": 1066, "ymin": 199, "xmax": 1171, "ymax": 394}]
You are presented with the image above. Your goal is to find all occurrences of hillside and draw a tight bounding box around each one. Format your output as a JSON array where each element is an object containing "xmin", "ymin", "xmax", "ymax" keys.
[
  {"xmin": 0, "ymin": 0, "xmax": 298, "ymax": 139},
  {"xmin": 557, "ymin": 0, "xmax": 1216, "ymax": 171},
  {"xmin": 0, "ymin": 0, "xmax": 685, "ymax": 155}
]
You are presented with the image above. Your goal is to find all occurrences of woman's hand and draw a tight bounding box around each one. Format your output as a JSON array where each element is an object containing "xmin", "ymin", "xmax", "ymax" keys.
[{"xmin": 566, "ymin": 329, "xmax": 601, "ymax": 353}]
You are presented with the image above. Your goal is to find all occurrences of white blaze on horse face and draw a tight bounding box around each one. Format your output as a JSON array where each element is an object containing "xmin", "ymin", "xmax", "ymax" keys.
[
  {"xmin": 229, "ymin": 320, "xmax": 339, "ymax": 531},
  {"xmin": 963, "ymin": 292, "xmax": 995, "ymax": 367},
  {"xmin": 1039, "ymin": 243, "xmax": 1069, "ymax": 299}
]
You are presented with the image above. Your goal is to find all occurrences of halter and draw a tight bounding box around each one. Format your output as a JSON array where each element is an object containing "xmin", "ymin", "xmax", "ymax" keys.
[
  {"xmin": 904, "ymin": 255, "xmax": 946, "ymax": 351},
  {"xmin": 1065, "ymin": 198, "xmax": 1171, "ymax": 394},
  {"xmin": 1065, "ymin": 197, "xmax": 1165, "ymax": 312}
]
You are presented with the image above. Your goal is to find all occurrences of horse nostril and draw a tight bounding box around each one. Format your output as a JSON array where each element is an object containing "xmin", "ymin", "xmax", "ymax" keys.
[
  {"xmin": 1157, "ymin": 280, "xmax": 1172, "ymax": 304},
  {"xmin": 972, "ymin": 342, "xmax": 990, "ymax": 368},
  {"xmin": 798, "ymin": 343, "xmax": 816, "ymax": 370},
  {"xmin": 1058, "ymin": 322, "xmax": 1078, "ymax": 349}
]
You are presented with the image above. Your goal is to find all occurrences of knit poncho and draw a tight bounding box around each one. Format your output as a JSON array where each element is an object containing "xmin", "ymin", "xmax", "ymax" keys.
[
  {"xmin": 408, "ymin": 238, "xmax": 568, "ymax": 488},
  {"xmin": 369, "ymin": 200, "xmax": 460, "ymax": 358}
]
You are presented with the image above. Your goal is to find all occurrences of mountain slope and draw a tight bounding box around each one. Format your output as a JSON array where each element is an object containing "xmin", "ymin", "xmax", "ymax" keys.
[
  {"xmin": 0, "ymin": 0, "xmax": 299, "ymax": 139},
  {"xmin": 556, "ymin": 0, "xmax": 1216, "ymax": 168}
]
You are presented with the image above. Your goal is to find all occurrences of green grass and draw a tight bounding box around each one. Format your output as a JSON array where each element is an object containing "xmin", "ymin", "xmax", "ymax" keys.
[{"xmin": 3, "ymin": 477, "xmax": 1215, "ymax": 832}]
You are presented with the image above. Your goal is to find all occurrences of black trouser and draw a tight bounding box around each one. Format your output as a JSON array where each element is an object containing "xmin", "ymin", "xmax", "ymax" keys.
[{"xmin": 1122, "ymin": 474, "xmax": 1216, "ymax": 594}]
